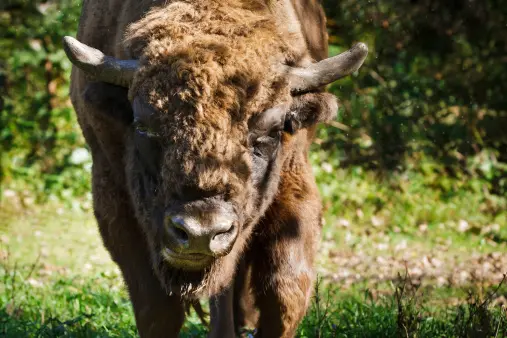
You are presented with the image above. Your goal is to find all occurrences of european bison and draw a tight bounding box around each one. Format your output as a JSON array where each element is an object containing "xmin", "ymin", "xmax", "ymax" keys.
[{"xmin": 64, "ymin": 0, "xmax": 367, "ymax": 336}]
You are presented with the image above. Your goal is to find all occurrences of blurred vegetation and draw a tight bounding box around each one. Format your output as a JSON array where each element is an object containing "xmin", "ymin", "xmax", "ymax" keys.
[
  {"xmin": 0, "ymin": 0, "xmax": 506, "ymax": 205},
  {"xmin": 0, "ymin": 0, "xmax": 87, "ymax": 203},
  {"xmin": 320, "ymin": 0, "xmax": 507, "ymax": 195}
]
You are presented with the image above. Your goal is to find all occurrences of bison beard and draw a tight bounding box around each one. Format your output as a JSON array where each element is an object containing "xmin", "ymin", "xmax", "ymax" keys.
[
  {"xmin": 155, "ymin": 249, "xmax": 229, "ymax": 298},
  {"xmin": 156, "ymin": 253, "xmax": 212, "ymax": 297}
]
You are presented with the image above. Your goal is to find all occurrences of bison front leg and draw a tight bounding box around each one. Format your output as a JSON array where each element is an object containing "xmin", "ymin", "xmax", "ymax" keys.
[
  {"xmin": 250, "ymin": 172, "xmax": 322, "ymax": 338},
  {"xmin": 119, "ymin": 258, "xmax": 185, "ymax": 337},
  {"xmin": 92, "ymin": 163, "xmax": 185, "ymax": 337},
  {"xmin": 208, "ymin": 286, "xmax": 235, "ymax": 338},
  {"xmin": 251, "ymin": 222, "xmax": 318, "ymax": 337},
  {"xmin": 123, "ymin": 267, "xmax": 185, "ymax": 337},
  {"xmin": 252, "ymin": 240, "xmax": 315, "ymax": 337},
  {"xmin": 95, "ymin": 209, "xmax": 186, "ymax": 337}
]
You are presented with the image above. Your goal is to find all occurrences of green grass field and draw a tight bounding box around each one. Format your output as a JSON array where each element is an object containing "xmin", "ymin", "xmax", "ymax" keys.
[{"xmin": 1, "ymin": 167, "xmax": 506, "ymax": 337}]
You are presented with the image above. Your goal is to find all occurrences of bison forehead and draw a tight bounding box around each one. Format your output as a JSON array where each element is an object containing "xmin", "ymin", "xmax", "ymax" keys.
[
  {"xmin": 154, "ymin": 87, "xmax": 254, "ymax": 199},
  {"xmin": 126, "ymin": 0, "xmax": 293, "ymax": 117},
  {"xmin": 128, "ymin": 32, "xmax": 291, "ymax": 118}
]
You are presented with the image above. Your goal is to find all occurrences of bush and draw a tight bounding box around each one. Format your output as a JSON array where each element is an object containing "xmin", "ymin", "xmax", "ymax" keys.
[
  {"xmin": 321, "ymin": 0, "xmax": 507, "ymax": 194},
  {"xmin": 0, "ymin": 0, "xmax": 89, "ymax": 203}
]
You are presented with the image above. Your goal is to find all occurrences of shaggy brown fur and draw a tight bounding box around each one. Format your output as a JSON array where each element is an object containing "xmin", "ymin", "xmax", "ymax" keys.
[
  {"xmin": 69, "ymin": 0, "xmax": 332, "ymax": 336},
  {"xmin": 124, "ymin": 0, "xmax": 296, "ymax": 299}
]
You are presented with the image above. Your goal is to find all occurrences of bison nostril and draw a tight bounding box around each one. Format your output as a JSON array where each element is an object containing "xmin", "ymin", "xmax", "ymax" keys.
[
  {"xmin": 209, "ymin": 222, "xmax": 237, "ymax": 256},
  {"xmin": 172, "ymin": 225, "xmax": 189, "ymax": 242},
  {"xmin": 212, "ymin": 223, "xmax": 235, "ymax": 241},
  {"xmin": 167, "ymin": 216, "xmax": 190, "ymax": 242}
]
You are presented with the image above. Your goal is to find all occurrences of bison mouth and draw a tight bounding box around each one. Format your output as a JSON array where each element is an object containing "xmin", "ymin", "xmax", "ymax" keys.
[{"xmin": 161, "ymin": 247, "xmax": 213, "ymax": 270}]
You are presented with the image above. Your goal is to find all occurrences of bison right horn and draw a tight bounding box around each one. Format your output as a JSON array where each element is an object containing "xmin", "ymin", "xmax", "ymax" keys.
[
  {"xmin": 62, "ymin": 36, "xmax": 138, "ymax": 87},
  {"xmin": 287, "ymin": 42, "xmax": 368, "ymax": 94}
]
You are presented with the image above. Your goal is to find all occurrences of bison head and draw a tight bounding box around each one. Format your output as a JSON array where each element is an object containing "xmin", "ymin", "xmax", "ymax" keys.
[{"xmin": 63, "ymin": 2, "xmax": 367, "ymax": 298}]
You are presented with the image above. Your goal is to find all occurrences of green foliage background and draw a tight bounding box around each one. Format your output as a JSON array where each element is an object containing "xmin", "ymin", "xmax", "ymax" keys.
[
  {"xmin": 1, "ymin": 0, "xmax": 506, "ymax": 202},
  {"xmin": 320, "ymin": 0, "xmax": 507, "ymax": 194},
  {"xmin": 0, "ymin": 0, "xmax": 86, "ymax": 203}
]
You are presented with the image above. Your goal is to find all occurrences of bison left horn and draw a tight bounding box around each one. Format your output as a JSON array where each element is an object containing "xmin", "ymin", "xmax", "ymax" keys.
[
  {"xmin": 287, "ymin": 42, "xmax": 368, "ymax": 94},
  {"xmin": 63, "ymin": 36, "xmax": 138, "ymax": 87}
]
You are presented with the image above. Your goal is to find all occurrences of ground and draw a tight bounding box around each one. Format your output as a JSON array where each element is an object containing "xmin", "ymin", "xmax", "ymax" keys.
[{"xmin": 1, "ymin": 167, "xmax": 506, "ymax": 337}]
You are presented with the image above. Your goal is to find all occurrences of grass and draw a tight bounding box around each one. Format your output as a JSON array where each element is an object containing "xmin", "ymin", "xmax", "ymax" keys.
[
  {"xmin": 1, "ymin": 166, "xmax": 506, "ymax": 337},
  {"xmin": 2, "ymin": 261, "xmax": 506, "ymax": 337}
]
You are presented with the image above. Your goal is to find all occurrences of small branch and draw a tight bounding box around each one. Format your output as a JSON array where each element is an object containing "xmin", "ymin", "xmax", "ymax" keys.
[
  {"xmin": 328, "ymin": 120, "xmax": 350, "ymax": 131},
  {"xmin": 24, "ymin": 252, "xmax": 41, "ymax": 281},
  {"xmin": 480, "ymin": 273, "xmax": 506, "ymax": 308}
]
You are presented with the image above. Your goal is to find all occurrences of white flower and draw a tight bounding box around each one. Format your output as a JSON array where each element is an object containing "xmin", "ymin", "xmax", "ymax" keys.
[
  {"xmin": 458, "ymin": 220, "xmax": 469, "ymax": 233},
  {"xmin": 69, "ymin": 148, "xmax": 91, "ymax": 165},
  {"xmin": 321, "ymin": 162, "xmax": 333, "ymax": 173},
  {"xmin": 338, "ymin": 218, "xmax": 350, "ymax": 227}
]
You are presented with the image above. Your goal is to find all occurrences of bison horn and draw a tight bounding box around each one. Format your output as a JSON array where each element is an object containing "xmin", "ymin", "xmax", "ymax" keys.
[
  {"xmin": 62, "ymin": 36, "xmax": 138, "ymax": 87},
  {"xmin": 288, "ymin": 42, "xmax": 368, "ymax": 94}
]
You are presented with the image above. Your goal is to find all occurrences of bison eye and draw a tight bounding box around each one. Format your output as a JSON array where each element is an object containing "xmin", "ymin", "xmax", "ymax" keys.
[
  {"xmin": 268, "ymin": 128, "xmax": 282, "ymax": 140},
  {"xmin": 133, "ymin": 121, "xmax": 162, "ymax": 177},
  {"xmin": 252, "ymin": 129, "xmax": 281, "ymax": 159},
  {"xmin": 133, "ymin": 120, "xmax": 160, "ymax": 138}
]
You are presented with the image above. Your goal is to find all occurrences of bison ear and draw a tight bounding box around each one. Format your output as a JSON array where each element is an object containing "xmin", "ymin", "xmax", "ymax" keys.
[
  {"xmin": 83, "ymin": 82, "xmax": 134, "ymax": 125},
  {"xmin": 283, "ymin": 92, "xmax": 338, "ymax": 133}
]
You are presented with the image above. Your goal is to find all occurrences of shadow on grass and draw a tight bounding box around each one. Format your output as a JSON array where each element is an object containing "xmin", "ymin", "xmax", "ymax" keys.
[
  {"xmin": 1, "ymin": 310, "xmax": 130, "ymax": 338},
  {"xmin": 0, "ymin": 288, "xmax": 207, "ymax": 338},
  {"xmin": 0, "ymin": 258, "xmax": 207, "ymax": 338}
]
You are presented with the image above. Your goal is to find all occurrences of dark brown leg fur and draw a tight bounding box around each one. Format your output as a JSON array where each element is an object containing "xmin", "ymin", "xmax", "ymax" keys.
[
  {"xmin": 233, "ymin": 257, "xmax": 259, "ymax": 334},
  {"xmin": 209, "ymin": 286, "xmax": 235, "ymax": 338},
  {"xmin": 92, "ymin": 151, "xmax": 185, "ymax": 338}
]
